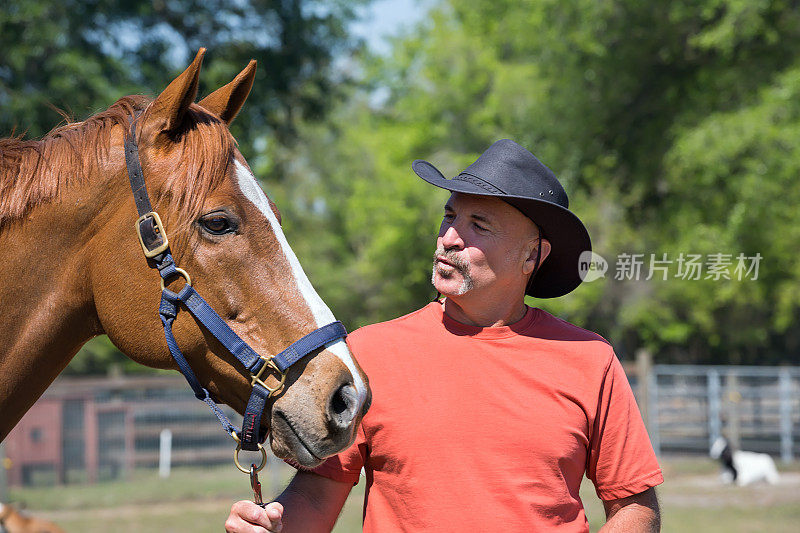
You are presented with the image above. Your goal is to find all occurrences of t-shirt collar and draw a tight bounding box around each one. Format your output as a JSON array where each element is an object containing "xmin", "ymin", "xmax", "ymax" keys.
[{"xmin": 428, "ymin": 301, "xmax": 540, "ymax": 339}]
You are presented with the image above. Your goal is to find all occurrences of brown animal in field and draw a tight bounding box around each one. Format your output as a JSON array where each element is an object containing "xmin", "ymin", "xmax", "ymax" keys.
[{"xmin": 0, "ymin": 503, "xmax": 65, "ymax": 533}]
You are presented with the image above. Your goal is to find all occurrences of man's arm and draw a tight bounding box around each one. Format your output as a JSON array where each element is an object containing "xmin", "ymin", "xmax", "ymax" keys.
[
  {"xmin": 225, "ymin": 470, "xmax": 353, "ymax": 533},
  {"xmin": 599, "ymin": 487, "xmax": 660, "ymax": 533}
]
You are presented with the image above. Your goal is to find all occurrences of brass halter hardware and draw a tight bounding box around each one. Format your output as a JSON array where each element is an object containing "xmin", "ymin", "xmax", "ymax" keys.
[
  {"xmin": 251, "ymin": 356, "xmax": 287, "ymax": 395},
  {"xmin": 135, "ymin": 211, "xmax": 170, "ymax": 258},
  {"xmin": 231, "ymin": 431, "xmax": 268, "ymax": 474},
  {"xmin": 159, "ymin": 267, "xmax": 192, "ymax": 291}
]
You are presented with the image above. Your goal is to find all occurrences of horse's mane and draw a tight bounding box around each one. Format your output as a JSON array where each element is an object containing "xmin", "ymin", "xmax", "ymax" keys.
[{"xmin": 0, "ymin": 95, "xmax": 235, "ymax": 233}]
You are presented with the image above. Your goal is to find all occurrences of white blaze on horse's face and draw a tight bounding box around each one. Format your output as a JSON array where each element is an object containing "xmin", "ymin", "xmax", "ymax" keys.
[{"xmin": 234, "ymin": 160, "xmax": 368, "ymax": 406}]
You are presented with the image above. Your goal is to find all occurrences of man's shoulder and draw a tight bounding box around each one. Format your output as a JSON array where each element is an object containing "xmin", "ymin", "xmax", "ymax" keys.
[
  {"xmin": 532, "ymin": 308, "xmax": 613, "ymax": 348},
  {"xmin": 528, "ymin": 309, "xmax": 617, "ymax": 377}
]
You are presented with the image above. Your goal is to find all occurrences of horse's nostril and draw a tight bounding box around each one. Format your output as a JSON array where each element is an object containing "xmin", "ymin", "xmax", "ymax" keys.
[
  {"xmin": 328, "ymin": 383, "xmax": 358, "ymax": 429},
  {"xmin": 331, "ymin": 387, "xmax": 349, "ymax": 415}
]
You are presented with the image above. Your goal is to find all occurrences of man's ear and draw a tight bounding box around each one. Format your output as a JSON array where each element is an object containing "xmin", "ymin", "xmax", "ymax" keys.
[{"xmin": 523, "ymin": 238, "xmax": 551, "ymax": 276}]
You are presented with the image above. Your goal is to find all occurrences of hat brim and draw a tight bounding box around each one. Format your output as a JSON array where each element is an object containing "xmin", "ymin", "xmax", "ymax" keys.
[{"xmin": 413, "ymin": 159, "xmax": 591, "ymax": 298}]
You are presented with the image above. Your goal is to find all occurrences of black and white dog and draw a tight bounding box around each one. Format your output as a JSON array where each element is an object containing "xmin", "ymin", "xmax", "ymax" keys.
[{"xmin": 709, "ymin": 436, "xmax": 780, "ymax": 486}]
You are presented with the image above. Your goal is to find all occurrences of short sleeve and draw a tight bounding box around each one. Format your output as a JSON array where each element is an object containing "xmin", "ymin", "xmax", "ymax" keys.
[
  {"xmin": 307, "ymin": 424, "xmax": 368, "ymax": 485},
  {"xmin": 587, "ymin": 354, "xmax": 664, "ymax": 500}
]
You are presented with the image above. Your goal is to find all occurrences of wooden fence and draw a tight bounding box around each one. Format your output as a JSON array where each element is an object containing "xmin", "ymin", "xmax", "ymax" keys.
[
  {"xmin": 3, "ymin": 375, "xmax": 239, "ymax": 486},
  {"xmin": 2, "ymin": 362, "xmax": 798, "ymax": 487}
]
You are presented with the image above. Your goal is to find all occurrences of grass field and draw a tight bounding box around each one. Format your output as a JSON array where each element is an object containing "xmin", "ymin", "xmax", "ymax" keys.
[{"xmin": 7, "ymin": 456, "xmax": 800, "ymax": 532}]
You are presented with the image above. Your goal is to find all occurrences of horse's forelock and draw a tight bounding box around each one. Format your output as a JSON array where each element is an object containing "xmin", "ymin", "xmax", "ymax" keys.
[
  {"xmin": 0, "ymin": 97, "xmax": 236, "ymax": 236},
  {"xmin": 148, "ymin": 103, "xmax": 236, "ymax": 238}
]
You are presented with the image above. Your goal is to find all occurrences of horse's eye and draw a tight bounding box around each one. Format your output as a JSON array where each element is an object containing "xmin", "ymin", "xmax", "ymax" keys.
[{"xmin": 200, "ymin": 214, "xmax": 233, "ymax": 235}]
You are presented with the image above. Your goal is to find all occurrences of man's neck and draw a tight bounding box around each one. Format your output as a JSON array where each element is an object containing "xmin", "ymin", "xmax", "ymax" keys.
[{"xmin": 442, "ymin": 295, "xmax": 528, "ymax": 327}]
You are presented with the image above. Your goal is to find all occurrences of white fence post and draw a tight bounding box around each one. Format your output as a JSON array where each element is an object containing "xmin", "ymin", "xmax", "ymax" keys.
[
  {"xmin": 779, "ymin": 369, "xmax": 794, "ymax": 463},
  {"xmin": 725, "ymin": 372, "xmax": 741, "ymax": 449},
  {"xmin": 707, "ymin": 369, "xmax": 721, "ymax": 452},
  {"xmin": 159, "ymin": 428, "xmax": 173, "ymax": 478}
]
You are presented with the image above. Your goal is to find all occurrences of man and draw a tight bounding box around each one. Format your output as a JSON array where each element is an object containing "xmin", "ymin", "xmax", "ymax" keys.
[{"xmin": 226, "ymin": 139, "xmax": 663, "ymax": 532}]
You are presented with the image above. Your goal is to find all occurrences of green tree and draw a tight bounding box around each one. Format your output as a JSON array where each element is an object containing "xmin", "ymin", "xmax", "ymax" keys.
[
  {"xmin": 282, "ymin": 0, "xmax": 800, "ymax": 364},
  {"xmin": 658, "ymin": 65, "xmax": 800, "ymax": 364},
  {"xmin": 0, "ymin": 0, "xmax": 367, "ymax": 156},
  {"xmin": 8, "ymin": 0, "xmax": 800, "ymax": 367},
  {"xmin": 271, "ymin": 96, "xmax": 450, "ymax": 328}
]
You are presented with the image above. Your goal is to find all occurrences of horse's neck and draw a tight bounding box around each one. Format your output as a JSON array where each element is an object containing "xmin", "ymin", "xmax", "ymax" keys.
[{"xmin": 0, "ymin": 172, "xmax": 111, "ymax": 440}]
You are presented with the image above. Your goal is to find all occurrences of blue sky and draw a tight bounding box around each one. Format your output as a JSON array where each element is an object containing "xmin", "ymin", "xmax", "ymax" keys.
[{"xmin": 350, "ymin": 0, "xmax": 434, "ymax": 54}]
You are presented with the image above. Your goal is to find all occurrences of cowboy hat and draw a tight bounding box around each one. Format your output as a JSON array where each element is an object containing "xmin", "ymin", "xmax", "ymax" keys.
[{"xmin": 413, "ymin": 139, "xmax": 591, "ymax": 298}]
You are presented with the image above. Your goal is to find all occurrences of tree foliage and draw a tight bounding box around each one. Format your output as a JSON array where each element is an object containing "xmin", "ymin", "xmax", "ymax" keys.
[
  {"xmin": 282, "ymin": 0, "xmax": 800, "ymax": 365},
  {"xmin": 0, "ymin": 0, "xmax": 366, "ymax": 154},
  {"xmin": 5, "ymin": 0, "xmax": 800, "ymax": 370}
]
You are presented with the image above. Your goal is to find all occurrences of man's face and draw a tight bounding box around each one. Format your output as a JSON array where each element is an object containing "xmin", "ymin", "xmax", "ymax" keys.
[{"xmin": 432, "ymin": 192, "xmax": 540, "ymax": 298}]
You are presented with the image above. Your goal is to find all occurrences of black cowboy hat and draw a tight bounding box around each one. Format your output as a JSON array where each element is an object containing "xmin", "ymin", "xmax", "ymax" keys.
[{"xmin": 413, "ymin": 139, "xmax": 591, "ymax": 298}]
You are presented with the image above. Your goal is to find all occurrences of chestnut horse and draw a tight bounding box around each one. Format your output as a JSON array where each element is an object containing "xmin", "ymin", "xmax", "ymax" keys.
[{"xmin": 0, "ymin": 49, "xmax": 370, "ymax": 467}]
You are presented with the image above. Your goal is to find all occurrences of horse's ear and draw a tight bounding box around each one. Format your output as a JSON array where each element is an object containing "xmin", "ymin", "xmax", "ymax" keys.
[
  {"xmin": 147, "ymin": 48, "xmax": 205, "ymax": 134},
  {"xmin": 198, "ymin": 60, "xmax": 257, "ymax": 125}
]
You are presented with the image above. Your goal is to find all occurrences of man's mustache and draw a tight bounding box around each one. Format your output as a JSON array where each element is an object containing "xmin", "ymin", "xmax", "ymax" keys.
[{"xmin": 433, "ymin": 246, "xmax": 470, "ymax": 275}]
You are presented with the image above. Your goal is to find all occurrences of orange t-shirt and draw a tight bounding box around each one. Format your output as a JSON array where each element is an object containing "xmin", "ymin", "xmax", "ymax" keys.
[{"xmin": 310, "ymin": 303, "xmax": 663, "ymax": 532}]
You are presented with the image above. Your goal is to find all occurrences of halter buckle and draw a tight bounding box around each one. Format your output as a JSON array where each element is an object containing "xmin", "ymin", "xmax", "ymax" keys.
[
  {"xmin": 136, "ymin": 211, "xmax": 170, "ymax": 258},
  {"xmin": 251, "ymin": 356, "xmax": 286, "ymax": 395}
]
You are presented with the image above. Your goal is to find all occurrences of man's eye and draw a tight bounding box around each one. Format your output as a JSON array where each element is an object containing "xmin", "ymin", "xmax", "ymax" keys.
[
  {"xmin": 200, "ymin": 214, "xmax": 233, "ymax": 235},
  {"xmin": 473, "ymin": 222, "xmax": 487, "ymax": 231}
]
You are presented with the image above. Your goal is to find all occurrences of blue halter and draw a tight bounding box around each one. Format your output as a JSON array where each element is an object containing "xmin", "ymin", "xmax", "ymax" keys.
[{"xmin": 123, "ymin": 117, "xmax": 347, "ymax": 464}]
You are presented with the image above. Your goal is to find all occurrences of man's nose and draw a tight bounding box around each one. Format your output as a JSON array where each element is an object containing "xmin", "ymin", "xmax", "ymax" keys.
[{"xmin": 440, "ymin": 224, "xmax": 464, "ymax": 249}]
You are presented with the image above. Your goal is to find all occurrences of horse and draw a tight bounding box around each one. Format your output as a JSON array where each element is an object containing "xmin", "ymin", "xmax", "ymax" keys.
[
  {"xmin": 0, "ymin": 49, "xmax": 370, "ymax": 468},
  {"xmin": 0, "ymin": 503, "xmax": 65, "ymax": 533}
]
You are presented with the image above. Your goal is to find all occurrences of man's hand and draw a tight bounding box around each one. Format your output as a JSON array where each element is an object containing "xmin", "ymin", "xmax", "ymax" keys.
[
  {"xmin": 224, "ymin": 470, "xmax": 353, "ymax": 533},
  {"xmin": 225, "ymin": 501, "xmax": 283, "ymax": 533}
]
